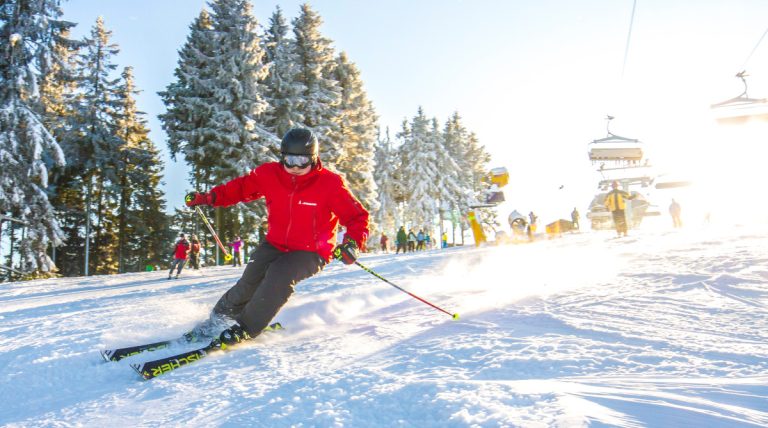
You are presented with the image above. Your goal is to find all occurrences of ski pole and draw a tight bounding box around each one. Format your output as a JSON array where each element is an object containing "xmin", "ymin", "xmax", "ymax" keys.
[
  {"xmin": 194, "ymin": 206, "xmax": 233, "ymax": 261},
  {"xmin": 354, "ymin": 261, "xmax": 459, "ymax": 320}
]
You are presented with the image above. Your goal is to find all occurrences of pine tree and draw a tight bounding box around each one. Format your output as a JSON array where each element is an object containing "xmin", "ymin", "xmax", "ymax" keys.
[
  {"xmin": 41, "ymin": 25, "xmax": 83, "ymax": 276},
  {"xmin": 399, "ymin": 107, "xmax": 441, "ymax": 228},
  {"xmin": 431, "ymin": 117, "xmax": 464, "ymax": 240},
  {"xmin": 332, "ymin": 51, "xmax": 379, "ymax": 218},
  {"xmin": 159, "ymin": 9, "xmax": 218, "ymax": 191},
  {"xmin": 373, "ymin": 127, "xmax": 399, "ymax": 234},
  {"xmin": 73, "ymin": 17, "xmax": 123, "ymax": 275},
  {"xmin": 291, "ymin": 3, "xmax": 342, "ymax": 167},
  {"xmin": 114, "ymin": 67, "xmax": 168, "ymax": 273},
  {"xmin": 0, "ymin": 0, "xmax": 68, "ymax": 276},
  {"xmin": 206, "ymin": 0, "xmax": 272, "ymax": 179},
  {"xmin": 205, "ymin": 0, "xmax": 272, "ymax": 254},
  {"xmin": 442, "ymin": 112, "xmax": 492, "ymax": 243},
  {"xmin": 262, "ymin": 6, "xmax": 302, "ymax": 139},
  {"xmin": 161, "ymin": 0, "xmax": 272, "ymax": 263}
]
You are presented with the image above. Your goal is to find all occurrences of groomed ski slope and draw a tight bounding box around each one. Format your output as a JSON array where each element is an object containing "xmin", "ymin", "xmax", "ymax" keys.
[{"xmin": 1, "ymin": 223, "xmax": 767, "ymax": 427}]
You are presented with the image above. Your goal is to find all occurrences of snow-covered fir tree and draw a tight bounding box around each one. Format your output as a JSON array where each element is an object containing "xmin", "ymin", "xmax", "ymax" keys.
[
  {"xmin": 392, "ymin": 118, "xmax": 412, "ymax": 208},
  {"xmin": 430, "ymin": 117, "xmax": 465, "ymax": 239},
  {"xmin": 332, "ymin": 51, "xmax": 379, "ymax": 220},
  {"xmin": 158, "ymin": 9, "xmax": 218, "ymax": 191},
  {"xmin": 441, "ymin": 112, "xmax": 473, "ymax": 241},
  {"xmin": 444, "ymin": 112, "xmax": 492, "ymax": 240},
  {"xmin": 206, "ymin": 0, "xmax": 272, "ymax": 179},
  {"xmin": 398, "ymin": 107, "xmax": 441, "ymax": 229},
  {"xmin": 0, "ymin": 0, "xmax": 68, "ymax": 276},
  {"xmin": 71, "ymin": 17, "xmax": 123, "ymax": 274},
  {"xmin": 372, "ymin": 127, "xmax": 400, "ymax": 234},
  {"xmin": 464, "ymin": 130, "xmax": 496, "ymax": 231},
  {"xmin": 261, "ymin": 6, "xmax": 302, "ymax": 139},
  {"xmin": 205, "ymin": 0, "xmax": 273, "ymax": 248},
  {"xmin": 114, "ymin": 67, "xmax": 168, "ymax": 273},
  {"xmin": 41, "ymin": 25, "xmax": 83, "ymax": 277},
  {"xmin": 291, "ymin": 3, "xmax": 342, "ymax": 168}
]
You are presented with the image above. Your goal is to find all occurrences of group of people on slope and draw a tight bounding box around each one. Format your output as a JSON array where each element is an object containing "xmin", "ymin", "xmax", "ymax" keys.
[
  {"xmin": 392, "ymin": 226, "xmax": 432, "ymax": 253},
  {"xmin": 168, "ymin": 234, "xmax": 244, "ymax": 279},
  {"xmin": 380, "ymin": 228, "xmax": 450, "ymax": 253}
]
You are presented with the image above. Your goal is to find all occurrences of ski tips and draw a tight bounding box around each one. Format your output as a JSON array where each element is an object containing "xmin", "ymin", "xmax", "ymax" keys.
[{"xmin": 452, "ymin": 313, "xmax": 460, "ymax": 320}]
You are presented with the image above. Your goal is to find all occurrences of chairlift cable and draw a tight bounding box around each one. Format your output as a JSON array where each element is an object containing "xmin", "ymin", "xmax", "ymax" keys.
[
  {"xmin": 621, "ymin": 0, "xmax": 638, "ymax": 79},
  {"xmin": 740, "ymin": 25, "xmax": 768, "ymax": 71}
]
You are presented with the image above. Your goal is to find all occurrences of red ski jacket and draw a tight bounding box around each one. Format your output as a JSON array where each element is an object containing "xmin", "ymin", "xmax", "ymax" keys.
[
  {"xmin": 173, "ymin": 239, "xmax": 190, "ymax": 260},
  {"xmin": 210, "ymin": 161, "xmax": 369, "ymax": 262}
]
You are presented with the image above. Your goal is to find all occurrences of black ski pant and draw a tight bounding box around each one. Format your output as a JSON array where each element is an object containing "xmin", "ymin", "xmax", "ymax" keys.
[
  {"xmin": 212, "ymin": 242, "xmax": 326, "ymax": 337},
  {"xmin": 169, "ymin": 258, "xmax": 186, "ymax": 276}
]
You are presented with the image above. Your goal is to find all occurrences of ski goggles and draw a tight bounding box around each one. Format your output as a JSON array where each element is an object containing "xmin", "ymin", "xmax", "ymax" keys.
[{"xmin": 281, "ymin": 153, "xmax": 314, "ymax": 169}]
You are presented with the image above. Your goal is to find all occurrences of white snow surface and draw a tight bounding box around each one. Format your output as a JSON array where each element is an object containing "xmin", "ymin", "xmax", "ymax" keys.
[{"xmin": 2, "ymin": 224, "xmax": 768, "ymax": 427}]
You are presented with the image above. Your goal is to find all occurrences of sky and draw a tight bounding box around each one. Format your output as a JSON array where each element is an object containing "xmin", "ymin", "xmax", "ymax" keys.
[
  {"xmin": 60, "ymin": 0, "xmax": 768, "ymax": 226},
  {"xmin": 2, "ymin": 222, "xmax": 767, "ymax": 425}
]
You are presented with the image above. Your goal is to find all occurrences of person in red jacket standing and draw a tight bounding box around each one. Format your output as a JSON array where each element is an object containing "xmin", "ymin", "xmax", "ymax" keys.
[
  {"xmin": 185, "ymin": 128, "xmax": 369, "ymax": 345},
  {"xmin": 168, "ymin": 233, "xmax": 190, "ymax": 279}
]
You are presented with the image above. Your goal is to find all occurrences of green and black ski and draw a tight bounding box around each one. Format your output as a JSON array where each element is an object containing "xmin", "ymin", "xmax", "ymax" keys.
[
  {"xmin": 101, "ymin": 337, "xmax": 187, "ymax": 362},
  {"xmin": 101, "ymin": 322, "xmax": 281, "ymax": 362},
  {"xmin": 129, "ymin": 322, "xmax": 283, "ymax": 380}
]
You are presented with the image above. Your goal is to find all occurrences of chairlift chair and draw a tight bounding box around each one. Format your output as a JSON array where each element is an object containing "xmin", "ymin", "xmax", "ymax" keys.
[
  {"xmin": 588, "ymin": 116, "xmax": 644, "ymax": 164},
  {"xmin": 711, "ymin": 71, "xmax": 768, "ymax": 124}
]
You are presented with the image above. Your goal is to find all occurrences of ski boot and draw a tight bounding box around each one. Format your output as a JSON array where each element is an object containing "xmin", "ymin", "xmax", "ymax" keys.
[
  {"xmin": 216, "ymin": 323, "xmax": 251, "ymax": 349},
  {"xmin": 183, "ymin": 313, "xmax": 235, "ymax": 343}
]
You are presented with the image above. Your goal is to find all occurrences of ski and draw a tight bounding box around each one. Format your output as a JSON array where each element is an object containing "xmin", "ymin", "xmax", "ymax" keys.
[
  {"xmin": 101, "ymin": 321, "xmax": 281, "ymax": 362},
  {"xmin": 130, "ymin": 322, "xmax": 283, "ymax": 380},
  {"xmin": 101, "ymin": 337, "xmax": 185, "ymax": 362}
]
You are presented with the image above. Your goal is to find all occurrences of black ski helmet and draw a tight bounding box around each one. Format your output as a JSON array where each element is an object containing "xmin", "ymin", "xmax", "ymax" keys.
[{"xmin": 280, "ymin": 128, "xmax": 318, "ymax": 157}]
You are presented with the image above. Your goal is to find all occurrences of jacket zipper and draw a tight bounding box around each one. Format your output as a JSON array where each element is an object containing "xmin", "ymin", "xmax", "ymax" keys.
[{"xmin": 284, "ymin": 176, "xmax": 297, "ymax": 247}]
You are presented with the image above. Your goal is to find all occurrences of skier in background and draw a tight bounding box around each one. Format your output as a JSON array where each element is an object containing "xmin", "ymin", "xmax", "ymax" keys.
[
  {"xmin": 396, "ymin": 226, "xmax": 407, "ymax": 254},
  {"xmin": 229, "ymin": 236, "xmax": 243, "ymax": 267},
  {"xmin": 416, "ymin": 229, "xmax": 426, "ymax": 251},
  {"xmin": 571, "ymin": 207, "xmax": 580, "ymax": 231},
  {"xmin": 184, "ymin": 128, "xmax": 369, "ymax": 346},
  {"xmin": 380, "ymin": 232, "xmax": 389, "ymax": 253},
  {"xmin": 168, "ymin": 233, "xmax": 190, "ymax": 279},
  {"xmin": 669, "ymin": 199, "xmax": 682, "ymax": 228},
  {"xmin": 189, "ymin": 234, "xmax": 201, "ymax": 269},
  {"xmin": 407, "ymin": 228, "xmax": 417, "ymax": 252},
  {"xmin": 604, "ymin": 181, "xmax": 636, "ymax": 237}
]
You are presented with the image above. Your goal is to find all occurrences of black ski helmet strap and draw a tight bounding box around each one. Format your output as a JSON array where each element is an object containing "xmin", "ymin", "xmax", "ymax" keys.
[{"xmin": 280, "ymin": 128, "xmax": 318, "ymax": 157}]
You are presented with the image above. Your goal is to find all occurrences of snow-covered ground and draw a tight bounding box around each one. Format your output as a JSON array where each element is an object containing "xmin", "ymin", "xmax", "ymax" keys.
[{"xmin": 1, "ymin": 223, "xmax": 767, "ymax": 427}]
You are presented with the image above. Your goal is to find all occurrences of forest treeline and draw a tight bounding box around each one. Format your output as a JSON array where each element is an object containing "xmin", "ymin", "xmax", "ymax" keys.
[{"xmin": 0, "ymin": 0, "xmax": 493, "ymax": 282}]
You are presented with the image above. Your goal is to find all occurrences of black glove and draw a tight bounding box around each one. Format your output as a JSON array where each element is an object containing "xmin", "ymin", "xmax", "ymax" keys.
[
  {"xmin": 333, "ymin": 239, "xmax": 358, "ymax": 265},
  {"xmin": 185, "ymin": 191, "xmax": 215, "ymax": 207}
]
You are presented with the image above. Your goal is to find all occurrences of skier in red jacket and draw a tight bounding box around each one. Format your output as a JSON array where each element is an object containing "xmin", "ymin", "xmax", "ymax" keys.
[
  {"xmin": 168, "ymin": 233, "xmax": 190, "ymax": 279},
  {"xmin": 185, "ymin": 128, "xmax": 369, "ymax": 345}
]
